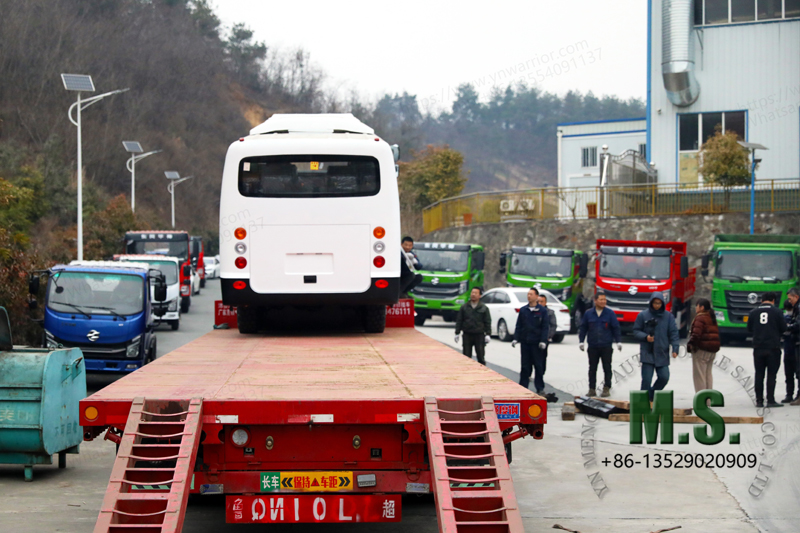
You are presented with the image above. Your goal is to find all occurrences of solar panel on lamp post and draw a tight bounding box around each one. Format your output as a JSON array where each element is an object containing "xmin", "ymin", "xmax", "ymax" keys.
[
  {"xmin": 62, "ymin": 74, "xmax": 129, "ymax": 260},
  {"xmin": 123, "ymin": 141, "xmax": 162, "ymax": 213},
  {"xmin": 164, "ymin": 172, "xmax": 194, "ymax": 229}
]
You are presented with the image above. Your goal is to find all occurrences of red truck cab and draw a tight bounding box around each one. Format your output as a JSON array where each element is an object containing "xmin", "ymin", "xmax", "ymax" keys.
[
  {"xmin": 125, "ymin": 230, "xmax": 193, "ymax": 313},
  {"xmin": 594, "ymin": 239, "xmax": 695, "ymax": 336}
]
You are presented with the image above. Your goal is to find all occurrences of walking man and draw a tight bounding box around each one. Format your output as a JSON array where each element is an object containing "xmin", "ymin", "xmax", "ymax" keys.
[
  {"xmin": 782, "ymin": 288, "xmax": 799, "ymax": 403},
  {"xmin": 512, "ymin": 288, "xmax": 549, "ymax": 393},
  {"xmin": 454, "ymin": 287, "xmax": 491, "ymax": 365},
  {"xmin": 748, "ymin": 292, "xmax": 786, "ymax": 408},
  {"xmin": 579, "ymin": 293, "xmax": 622, "ymax": 397},
  {"xmin": 633, "ymin": 291, "xmax": 680, "ymax": 401},
  {"xmin": 400, "ymin": 236, "xmax": 424, "ymax": 297}
]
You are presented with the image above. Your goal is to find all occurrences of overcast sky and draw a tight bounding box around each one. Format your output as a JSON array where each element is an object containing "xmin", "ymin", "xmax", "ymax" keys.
[{"xmin": 214, "ymin": 0, "xmax": 647, "ymax": 112}]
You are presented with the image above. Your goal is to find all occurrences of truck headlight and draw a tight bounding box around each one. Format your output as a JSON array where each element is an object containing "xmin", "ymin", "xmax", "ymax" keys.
[
  {"xmin": 181, "ymin": 285, "xmax": 190, "ymax": 296},
  {"xmin": 168, "ymin": 298, "xmax": 178, "ymax": 312},
  {"xmin": 715, "ymin": 311, "xmax": 724, "ymax": 322},
  {"xmin": 662, "ymin": 289, "xmax": 671, "ymax": 303},
  {"xmin": 459, "ymin": 281, "xmax": 468, "ymax": 294},
  {"xmin": 126, "ymin": 336, "xmax": 142, "ymax": 358},
  {"xmin": 561, "ymin": 287, "xmax": 572, "ymax": 301}
]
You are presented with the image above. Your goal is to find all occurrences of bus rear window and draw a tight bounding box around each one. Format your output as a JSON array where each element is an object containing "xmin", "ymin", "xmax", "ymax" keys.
[{"xmin": 239, "ymin": 155, "xmax": 380, "ymax": 198}]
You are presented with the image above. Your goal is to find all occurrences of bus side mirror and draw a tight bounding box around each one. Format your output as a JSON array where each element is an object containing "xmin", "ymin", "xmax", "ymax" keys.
[
  {"xmin": 579, "ymin": 255, "xmax": 589, "ymax": 278},
  {"xmin": 29, "ymin": 275, "xmax": 40, "ymax": 295},
  {"xmin": 183, "ymin": 264, "xmax": 191, "ymax": 277},
  {"xmin": 472, "ymin": 251, "xmax": 485, "ymax": 271},
  {"xmin": 701, "ymin": 254, "xmax": 710, "ymax": 278},
  {"xmin": 391, "ymin": 144, "xmax": 400, "ymax": 163},
  {"xmin": 680, "ymin": 256, "xmax": 689, "ymax": 279}
]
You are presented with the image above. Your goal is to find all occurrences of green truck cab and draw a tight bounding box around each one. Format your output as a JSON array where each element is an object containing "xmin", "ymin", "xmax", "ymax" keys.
[
  {"xmin": 499, "ymin": 246, "xmax": 589, "ymax": 331},
  {"xmin": 702, "ymin": 234, "xmax": 800, "ymax": 342},
  {"xmin": 410, "ymin": 243, "xmax": 485, "ymax": 326}
]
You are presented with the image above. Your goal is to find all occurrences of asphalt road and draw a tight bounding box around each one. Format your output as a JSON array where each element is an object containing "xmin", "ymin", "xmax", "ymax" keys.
[{"xmin": 2, "ymin": 290, "xmax": 798, "ymax": 532}]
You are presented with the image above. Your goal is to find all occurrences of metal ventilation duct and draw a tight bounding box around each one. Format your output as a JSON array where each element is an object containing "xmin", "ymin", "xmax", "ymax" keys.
[{"xmin": 662, "ymin": 0, "xmax": 700, "ymax": 106}]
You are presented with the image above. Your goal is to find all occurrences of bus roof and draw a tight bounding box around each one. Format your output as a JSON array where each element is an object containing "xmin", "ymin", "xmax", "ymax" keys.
[{"xmin": 249, "ymin": 113, "xmax": 374, "ymax": 136}]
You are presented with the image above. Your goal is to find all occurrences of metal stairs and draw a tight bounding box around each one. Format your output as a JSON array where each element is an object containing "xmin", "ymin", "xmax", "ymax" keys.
[{"xmin": 94, "ymin": 398, "xmax": 203, "ymax": 533}]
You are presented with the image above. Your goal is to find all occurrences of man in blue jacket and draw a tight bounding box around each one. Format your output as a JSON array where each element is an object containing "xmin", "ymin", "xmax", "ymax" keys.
[
  {"xmin": 633, "ymin": 291, "xmax": 680, "ymax": 401},
  {"xmin": 579, "ymin": 292, "xmax": 622, "ymax": 397},
  {"xmin": 512, "ymin": 287, "xmax": 550, "ymax": 393}
]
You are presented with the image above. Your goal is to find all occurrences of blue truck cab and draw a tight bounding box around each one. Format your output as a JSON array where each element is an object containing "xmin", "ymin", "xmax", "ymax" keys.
[{"xmin": 37, "ymin": 261, "xmax": 166, "ymax": 373}]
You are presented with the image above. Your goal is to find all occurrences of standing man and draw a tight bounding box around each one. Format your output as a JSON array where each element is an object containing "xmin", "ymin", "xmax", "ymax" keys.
[
  {"xmin": 633, "ymin": 291, "xmax": 680, "ymax": 401},
  {"xmin": 579, "ymin": 292, "xmax": 622, "ymax": 397},
  {"xmin": 748, "ymin": 292, "xmax": 786, "ymax": 408},
  {"xmin": 400, "ymin": 236, "xmax": 423, "ymax": 297},
  {"xmin": 454, "ymin": 287, "xmax": 491, "ymax": 365},
  {"xmin": 512, "ymin": 288, "xmax": 549, "ymax": 393},
  {"xmin": 782, "ymin": 288, "xmax": 799, "ymax": 403}
]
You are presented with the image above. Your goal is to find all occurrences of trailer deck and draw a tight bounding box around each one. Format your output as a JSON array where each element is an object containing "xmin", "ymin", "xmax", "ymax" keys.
[{"xmin": 82, "ymin": 328, "xmax": 546, "ymax": 533}]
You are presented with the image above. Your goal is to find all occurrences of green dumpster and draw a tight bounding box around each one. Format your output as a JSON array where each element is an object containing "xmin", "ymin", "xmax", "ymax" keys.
[{"xmin": 0, "ymin": 307, "xmax": 86, "ymax": 481}]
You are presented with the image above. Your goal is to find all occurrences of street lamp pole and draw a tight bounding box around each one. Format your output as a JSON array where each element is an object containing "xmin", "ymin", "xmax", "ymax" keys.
[
  {"xmin": 62, "ymin": 74, "xmax": 128, "ymax": 260},
  {"xmin": 738, "ymin": 141, "xmax": 768, "ymax": 235},
  {"xmin": 164, "ymin": 172, "xmax": 194, "ymax": 229},
  {"xmin": 123, "ymin": 142, "xmax": 162, "ymax": 213}
]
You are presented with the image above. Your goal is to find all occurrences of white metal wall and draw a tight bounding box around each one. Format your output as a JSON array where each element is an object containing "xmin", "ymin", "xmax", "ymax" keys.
[{"xmin": 649, "ymin": 1, "xmax": 800, "ymax": 183}]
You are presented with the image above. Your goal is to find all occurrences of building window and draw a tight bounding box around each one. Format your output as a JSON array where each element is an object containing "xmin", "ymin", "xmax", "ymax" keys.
[
  {"xmin": 581, "ymin": 147, "xmax": 597, "ymax": 168},
  {"xmin": 696, "ymin": 0, "xmax": 800, "ymax": 24},
  {"xmin": 638, "ymin": 143, "xmax": 647, "ymax": 159},
  {"xmin": 679, "ymin": 111, "xmax": 747, "ymax": 152}
]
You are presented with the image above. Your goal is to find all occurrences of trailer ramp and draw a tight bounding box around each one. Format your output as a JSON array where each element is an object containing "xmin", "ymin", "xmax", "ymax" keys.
[
  {"xmin": 425, "ymin": 397, "xmax": 524, "ymax": 533},
  {"xmin": 95, "ymin": 398, "xmax": 203, "ymax": 533}
]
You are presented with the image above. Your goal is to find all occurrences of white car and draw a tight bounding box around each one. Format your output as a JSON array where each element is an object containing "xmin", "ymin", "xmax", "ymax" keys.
[
  {"xmin": 204, "ymin": 256, "xmax": 220, "ymax": 279},
  {"xmin": 481, "ymin": 288, "xmax": 571, "ymax": 343}
]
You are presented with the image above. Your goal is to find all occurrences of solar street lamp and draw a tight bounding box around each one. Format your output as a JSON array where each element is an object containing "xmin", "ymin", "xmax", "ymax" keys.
[
  {"xmin": 123, "ymin": 141, "xmax": 162, "ymax": 213},
  {"xmin": 164, "ymin": 171, "xmax": 194, "ymax": 228},
  {"xmin": 738, "ymin": 141, "xmax": 768, "ymax": 235},
  {"xmin": 62, "ymin": 74, "xmax": 129, "ymax": 260}
]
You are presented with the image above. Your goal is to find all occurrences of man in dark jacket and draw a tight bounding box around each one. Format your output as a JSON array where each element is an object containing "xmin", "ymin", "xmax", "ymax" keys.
[
  {"xmin": 455, "ymin": 287, "xmax": 491, "ymax": 365},
  {"xmin": 579, "ymin": 292, "xmax": 622, "ymax": 397},
  {"xmin": 782, "ymin": 288, "xmax": 799, "ymax": 403},
  {"xmin": 400, "ymin": 236, "xmax": 423, "ymax": 297},
  {"xmin": 748, "ymin": 292, "xmax": 787, "ymax": 408},
  {"xmin": 633, "ymin": 291, "xmax": 680, "ymax": 401},
  {"xmin": 512, "ymin": 288, "xmax": 549, "ymax": 393}
]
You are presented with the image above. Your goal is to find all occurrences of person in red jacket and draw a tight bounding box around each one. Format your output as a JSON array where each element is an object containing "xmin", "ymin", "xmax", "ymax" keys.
[{"xmin": 687, "ymin": 298, "xmax": 721, "ymax": 393}]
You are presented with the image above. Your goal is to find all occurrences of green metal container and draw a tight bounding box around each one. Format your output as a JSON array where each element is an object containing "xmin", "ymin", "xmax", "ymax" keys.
[{"xmin": 0, "ymin": 307, "xmax": 86, "ymax": 481}]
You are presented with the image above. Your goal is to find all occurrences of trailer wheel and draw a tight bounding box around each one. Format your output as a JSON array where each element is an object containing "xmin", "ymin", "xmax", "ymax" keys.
[
  {"xmin": 237, "ymin": 305, "xmax": 260, "ymax": 334},
  {"xmin": 505, "ymin": 442, "xmax": 512, "ymax": 464},
  {"xmin": 363, "ymin": 305, "xmax": 386, "ymax": 333}
]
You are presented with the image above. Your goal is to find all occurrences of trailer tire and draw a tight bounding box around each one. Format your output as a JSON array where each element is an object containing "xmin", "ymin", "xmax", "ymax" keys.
[
  {"xmin": 237, "ymin": 305, "xmax": 260, "ymax": 334},
  {"xmin": 363, "ymin": 305, "xmax": 386, "ymax": 333}
]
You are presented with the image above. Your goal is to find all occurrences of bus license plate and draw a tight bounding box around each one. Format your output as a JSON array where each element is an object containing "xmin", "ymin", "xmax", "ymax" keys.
[{"xmin": 226, "ymin": 494, "xmax": 401, "ymax": 523}]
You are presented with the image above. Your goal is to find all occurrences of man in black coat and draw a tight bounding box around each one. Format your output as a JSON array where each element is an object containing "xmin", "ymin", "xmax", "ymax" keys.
[
  {"xmin": 512, "ymin": 287, "xmax": 550, "ymax": 393},
  {"xmin": 455, "ymin": 287, "xmax": 491, "ymax": 365},
  {"xmin": 748, "ymin": 292, "xmax": 787, "ymax": 408},
  {"xmin": 782, "ymin": 288, "xmax": 800, "ymax": 403}
]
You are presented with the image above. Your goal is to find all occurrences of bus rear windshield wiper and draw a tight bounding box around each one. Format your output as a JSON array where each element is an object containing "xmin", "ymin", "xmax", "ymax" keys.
[{"xmin": 50, "ymin": 301, "xmax": 92, "ymax": 319}]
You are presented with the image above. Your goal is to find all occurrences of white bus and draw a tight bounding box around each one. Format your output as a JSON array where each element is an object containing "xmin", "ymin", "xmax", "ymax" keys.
[{"xmin": 219, "ymin": 114, "xmax": 401, "ymax": 334}]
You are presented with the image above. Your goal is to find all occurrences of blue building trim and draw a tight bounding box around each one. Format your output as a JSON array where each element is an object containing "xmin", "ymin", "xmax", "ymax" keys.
[
  {"xmin": 557, "ymin": 117, "xmax": 646, "ymax": 127},
  {"xmin": 562, "ymin": 130, "xmax": 647, "ymax": 139},
  {"xmin": 646, "ymin": 0, "xmax": 652, "ymax": 165}
]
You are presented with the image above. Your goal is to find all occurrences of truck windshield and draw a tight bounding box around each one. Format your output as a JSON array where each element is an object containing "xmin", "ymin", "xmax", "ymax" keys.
[
  {"xmin": 47, "ymin": 272, "xmax": 144, "ymax": 316},
  {"xmin": 510, "ymin": 254, "xmax": 572, "ymax": 278},
  {"xmin": 600, "ymin": 254, "xmax": 671, "ymax": 280},
  {"xmin": 128, "ymin": 241, "xmax": 188, "ymax": 262},
  {"xmin": 716, "ymin": 250, "xmax": 793, "ymax": 281},
  {"xmin": 414, "ymin": 249, "xmax": 469, "ymax": 272},
  {"xmin": 137, "ymin": 261, "xmax": 178, "ymax": 285},
  {"xmin": 239, "ymin": 155, "xmax": 380, "ymax": 198}
]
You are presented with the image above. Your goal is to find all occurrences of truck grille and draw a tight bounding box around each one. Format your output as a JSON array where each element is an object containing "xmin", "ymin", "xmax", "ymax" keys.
[
  {"xmin": 53, "ymin": 337, "xmax": 129, "ymax": 359},
  {"xmin": 411, "ymin": 282, "xmax": 462, "ymax": 300},
  {"xmin": 725, "ymin": 290, "xmax": 764, "ymax": 324},
  {"xmin": 603, "ymin": 289, "xmax": 652, "ymax": 312}
]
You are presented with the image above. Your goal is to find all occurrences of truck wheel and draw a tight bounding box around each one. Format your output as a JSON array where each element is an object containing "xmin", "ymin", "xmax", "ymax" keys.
[
  {"xmin": 414, "ymin": 314, "xmax": 427, "ymax": 326},
  {"xmin": 180, "ymin": 296, "xmax": 190, "ymax": 313},
  {"xmin": 237, "ymin": 305, "xmax": 260, "ymax": 334},
  {"xmin": 571, "ymin": 309, "xmax": 582, "ymax": 334},
  {"xmin": 552, "ymin": 333, "xmax": 565, "ymax": 344},
  {"xmin": 200, "ymin": 278, "xmax": 206, "ymax": 288},
  {"xmin": 363, "ymin": 305, "xmax": 386, "ymax": 334},
  {"xmin": 147, "ymin": 339, "xmax": 157, "ymax": 364},
  {"xmin": 171, "ymin": 320, "xmax": 180, "ymax": 331},
  {"xmin": 442, "ymin": 311, "xmax": 457, "ymax": 323},
  {"xmin": 497, "ymin": 319, "xmax": 512, "ymax": 342}
]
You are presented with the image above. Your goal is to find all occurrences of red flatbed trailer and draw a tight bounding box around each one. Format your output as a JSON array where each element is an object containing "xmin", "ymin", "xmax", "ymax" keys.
[{"xmin": 82, "ymin": 328, "xmax": 546, "ymax": 532}]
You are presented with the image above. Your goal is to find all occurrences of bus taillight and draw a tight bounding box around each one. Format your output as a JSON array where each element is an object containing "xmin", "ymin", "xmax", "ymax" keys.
[
  {"xmin": 233, "ymin": 281, "xmax": 247, "ymax": 290},
  {"xmin": 373, "ymin": 227, "xmax": 385, "ymax": 239},
  {"xmin": 235, "ymin": 257, "xmax": 247, "ymax": 269},
  {"xmin": 234, "ymin": 227, "xmax": 247, "ymax": 240},
  {"xmin": 375, "ymin": 279, "xmax": 389, "ymax": 288},
  {"xmin": 373, "ymin": 256, "xmax": 385, "ymax": 268}
]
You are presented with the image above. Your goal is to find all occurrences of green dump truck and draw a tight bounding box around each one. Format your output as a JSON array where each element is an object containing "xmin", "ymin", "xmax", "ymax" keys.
[
  {"xmin": 410, "ymin": 243, "xmax": 485, "ymax": 326},
  {"xmin": 702, "ymin": 234, "xmax": 800, "ymax": 342},
  {"xmin": 499, "ymin": 246, "xmax": 589, "ymax": 332}
]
